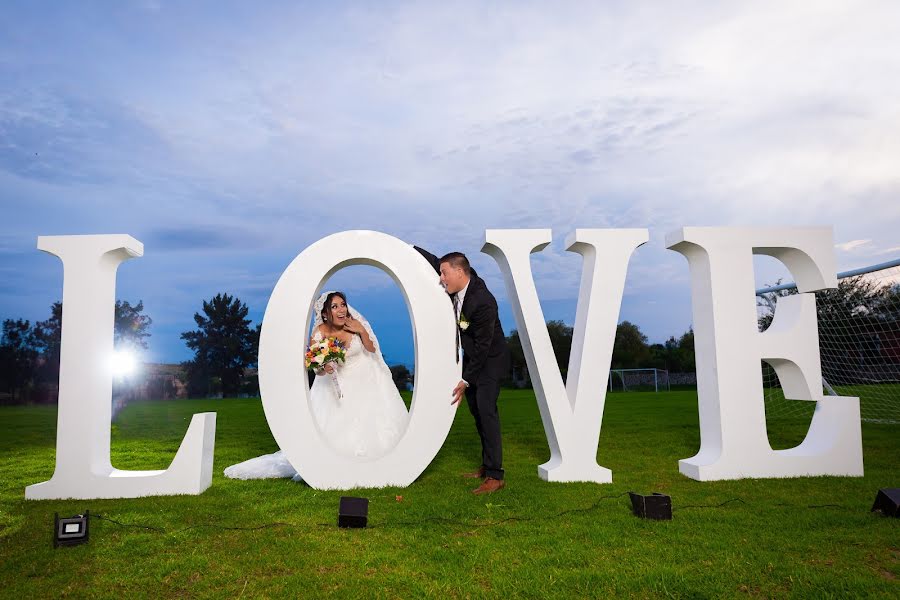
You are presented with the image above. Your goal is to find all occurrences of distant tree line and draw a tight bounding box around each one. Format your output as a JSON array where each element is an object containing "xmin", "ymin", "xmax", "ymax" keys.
[
  {"xmin": 0, "ymin": 292, "xmax": 695, "ymax": 403},
  {"xmin": 503, "ymin": 320, "xmax": 695, "ymax": 388},
  {"xmin": 178, "ymin": 292, "xmax": 416, "ymax": 397},
  {"xmin": 0, "ymin": 291, "xmax": 423, "ymax": 405},
  {"xmin": 5, "ymin": 273, "xmax": 896, "ymax": 403},
  {"xmin": 0, "ymin": 300, "xmax": 151, "ymax": 404}
]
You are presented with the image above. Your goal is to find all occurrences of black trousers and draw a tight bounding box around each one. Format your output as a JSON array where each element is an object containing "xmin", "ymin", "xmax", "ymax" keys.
[{"xmin": 465, "ymin": 374, "xmax": 504, "ymax": 480}]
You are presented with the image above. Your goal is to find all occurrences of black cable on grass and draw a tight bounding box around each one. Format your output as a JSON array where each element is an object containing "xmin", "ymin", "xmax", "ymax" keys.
[
  {"xmin": 676, "ymin": 498, "xmax": 747, "ymax": 511},
  {"xmin": 774, "ymin": 502, "xmax": 849, "ymax": 510},
  {"xmin": 92, "ymin": 514, "xmax": 165, "ymax": 532},
  {"xmin": 92, "ymin": 514, "xmax": 302, "ymax": 535}
]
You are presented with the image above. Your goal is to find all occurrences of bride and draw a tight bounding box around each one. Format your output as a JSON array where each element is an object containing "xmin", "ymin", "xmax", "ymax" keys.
[{"xmin": 224, "ymin": 291, "xmax": 410, "ymax": 480}]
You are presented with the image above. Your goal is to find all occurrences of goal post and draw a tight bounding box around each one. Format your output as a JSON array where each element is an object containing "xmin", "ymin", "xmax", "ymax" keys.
[
  {"xmin": 756, "ymin": 257, "xmax": 900, "ymax": 424},
  {"xmin": 608, "ymin": 368, "xmax": 670, "ymax": 393}
]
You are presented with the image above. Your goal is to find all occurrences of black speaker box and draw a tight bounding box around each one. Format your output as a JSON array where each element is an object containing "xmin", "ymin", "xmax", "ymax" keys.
[
  {"xmin": 871, "ymin": 488, "xmax": 900, "ymax": 517},
  {"xmin": 338, "ymin": 496, "xmax": 369, "ymax": 528},
  {"xmin": 629, "ymin": 492, "xmax": 672, "ymax": 520}
]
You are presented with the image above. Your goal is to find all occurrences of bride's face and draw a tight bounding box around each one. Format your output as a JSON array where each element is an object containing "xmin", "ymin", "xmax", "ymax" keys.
[{"xmin": 327, "ymin": 296, "xmax": 348, "ymax": 327}]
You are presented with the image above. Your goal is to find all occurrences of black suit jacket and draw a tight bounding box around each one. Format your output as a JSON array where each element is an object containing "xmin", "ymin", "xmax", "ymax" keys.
[{"xmin": 415, "ymin": 247, "xmax": 510, "ymax": 384}]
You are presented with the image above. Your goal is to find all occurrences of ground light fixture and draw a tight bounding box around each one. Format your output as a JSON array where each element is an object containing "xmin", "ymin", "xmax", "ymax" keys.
[{"xmin": 54, "ymin": 511, "xmax": 89, "ymax": 547}]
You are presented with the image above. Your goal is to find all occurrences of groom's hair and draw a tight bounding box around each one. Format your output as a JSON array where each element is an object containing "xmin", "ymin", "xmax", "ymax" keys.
[{"xmin": 439, "ymin": 252, "xmax": 471, "ymax": 276}]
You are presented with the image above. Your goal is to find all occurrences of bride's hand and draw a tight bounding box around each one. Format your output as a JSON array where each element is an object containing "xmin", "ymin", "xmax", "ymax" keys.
[
  {"xmin": 342, "ymin": 315, "xmax": 365, "ymax": 335},
  {"xmin": 323, "ymin": 363, "xmax": 335, "ymax": 374}
]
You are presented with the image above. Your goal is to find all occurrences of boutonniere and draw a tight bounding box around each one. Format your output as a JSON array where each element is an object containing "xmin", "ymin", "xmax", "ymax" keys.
[{"xmin": 458, "ymin": 312, "xmax": 470, "ymax": 331}]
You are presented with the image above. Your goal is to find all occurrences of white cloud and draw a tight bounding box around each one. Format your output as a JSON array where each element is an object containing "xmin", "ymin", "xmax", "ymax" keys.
[{"xmin": 835, "ymin": 239, "xmax": 872, "ymax": 252}]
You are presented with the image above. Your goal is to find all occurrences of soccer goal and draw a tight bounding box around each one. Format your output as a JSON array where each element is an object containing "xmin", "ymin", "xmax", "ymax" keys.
[
  {"xmin": 608, "ymin": 368, "xmax": 670, "ymax": 393},
  {"xmin": 756, "ymin": 257, "xmax": 900, "ymax": 424}
]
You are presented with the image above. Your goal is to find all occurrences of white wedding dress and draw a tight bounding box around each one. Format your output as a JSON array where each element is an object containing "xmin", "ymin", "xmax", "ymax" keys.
[{"xmin": 223, "ymin": 298, "xmax": 410, "ymax": 481}]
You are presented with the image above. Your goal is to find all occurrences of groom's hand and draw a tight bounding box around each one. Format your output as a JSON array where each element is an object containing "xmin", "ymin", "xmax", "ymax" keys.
[{"xmin": 451, "ymin": 380, "xmax": 467, "ymax": 405}]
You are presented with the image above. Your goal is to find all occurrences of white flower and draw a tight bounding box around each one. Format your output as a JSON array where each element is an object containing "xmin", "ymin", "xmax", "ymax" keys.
[
  {"xmin": 459, "ymin": 320, "xmax": 470, "ymax": 331},
  {"xmin": 313, "ymin": 354, "xmax": 326, "ymax": 365}
]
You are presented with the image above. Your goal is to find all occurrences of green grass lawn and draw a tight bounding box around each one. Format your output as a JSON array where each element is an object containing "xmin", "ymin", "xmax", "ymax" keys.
[
  {"xmin": 763, "ymin": 383, "xmax": 900, "ymax": 425},
  {"xmin": 1, "ymin": 390, "xmax": 897, "ymax": 598}
]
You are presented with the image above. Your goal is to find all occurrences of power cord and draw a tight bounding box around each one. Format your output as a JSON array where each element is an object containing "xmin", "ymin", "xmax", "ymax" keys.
[
  {"xmin": 677, "ymin": 498, "xmax": 747, "ymax": 510},
  {"xmin": 91, "ymin": 513, "xmax": 304, "ymax": 535}
]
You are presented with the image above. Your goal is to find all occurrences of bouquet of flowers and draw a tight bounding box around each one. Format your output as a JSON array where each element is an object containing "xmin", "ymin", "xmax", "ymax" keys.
[
  {"xmin": 305, "ymin": 336, "xmax": 346, "ymax": 370},
  {"xmin": 305, "ymin": 337, "xmax": 347, "ymax": 399}
]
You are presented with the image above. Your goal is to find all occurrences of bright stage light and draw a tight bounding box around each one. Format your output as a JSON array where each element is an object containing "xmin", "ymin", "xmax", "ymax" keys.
[{"xmin": 110, "ymin": 350, "xmax": 137, "ymax": 377}]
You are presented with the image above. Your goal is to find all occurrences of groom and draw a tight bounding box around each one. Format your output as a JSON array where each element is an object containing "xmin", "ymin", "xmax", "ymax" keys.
[{"xmin": 415, "ymin": 247, "xmax": 510, "ymax": 494}]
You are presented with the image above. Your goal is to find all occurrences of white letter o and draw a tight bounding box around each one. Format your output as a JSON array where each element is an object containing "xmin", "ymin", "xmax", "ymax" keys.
[{"xmin": 258, "ymin": 231, "xmax": 460, "ymax": 489}]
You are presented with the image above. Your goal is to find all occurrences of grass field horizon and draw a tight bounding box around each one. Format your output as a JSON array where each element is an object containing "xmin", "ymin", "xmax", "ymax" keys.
[{"xmin": 1, "ymin": 389, "xmax": 897, "ymax": 598}]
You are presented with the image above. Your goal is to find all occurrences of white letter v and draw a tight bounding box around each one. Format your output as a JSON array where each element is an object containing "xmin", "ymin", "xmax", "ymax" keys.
[{"xmin": 483, "ymin": 229, "xmax": 648, "ymax": 483}]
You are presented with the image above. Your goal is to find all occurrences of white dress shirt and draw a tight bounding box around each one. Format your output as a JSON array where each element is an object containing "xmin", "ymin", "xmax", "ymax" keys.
[
  {"xmin": 455, "ymin": 279, "xmax": 470, "ymax": 318},
  {"xmin": 456, "ymin": 279, "xmax": 470, "ymax": 386}
]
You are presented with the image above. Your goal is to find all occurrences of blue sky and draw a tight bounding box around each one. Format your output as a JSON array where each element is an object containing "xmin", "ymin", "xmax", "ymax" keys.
[{"xmin": 2, "ymin": 1, "xmax": 899, "ymax": 367}]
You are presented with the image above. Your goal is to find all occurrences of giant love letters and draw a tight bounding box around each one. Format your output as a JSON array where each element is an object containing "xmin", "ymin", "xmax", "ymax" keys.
[{"xmin": 25, "ymin": 227, "xmax": 863, "ymax": 500}]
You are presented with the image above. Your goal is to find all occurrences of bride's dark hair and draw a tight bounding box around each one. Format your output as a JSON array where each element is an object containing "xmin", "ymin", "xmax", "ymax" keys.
[{"xmin": 322, "ymin": 291, "xmax": 347, "ymax": 323}]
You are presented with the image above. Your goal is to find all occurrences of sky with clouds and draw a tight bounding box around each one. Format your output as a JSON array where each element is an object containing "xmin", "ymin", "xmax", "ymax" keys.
[{"xmin": 2, "ymin": 0, "xmax": 898, "ymax": 367}]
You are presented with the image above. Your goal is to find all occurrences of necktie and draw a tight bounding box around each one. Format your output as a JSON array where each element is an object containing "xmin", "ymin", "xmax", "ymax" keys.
[{"xmin": 454, "ymin": 295, "xmax": 461, "ymax": 364}]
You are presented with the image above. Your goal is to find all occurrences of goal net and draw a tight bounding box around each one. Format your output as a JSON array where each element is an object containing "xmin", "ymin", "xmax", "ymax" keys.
[
  {"xmin": 757, "ymin": 258, "xmax": 900, "ymax": 424},
  {"xmin": 608, "ymin": 368, "xmax": 670, "ymax": 393}
]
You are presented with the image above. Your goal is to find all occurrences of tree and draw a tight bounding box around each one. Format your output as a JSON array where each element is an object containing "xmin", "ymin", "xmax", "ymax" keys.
[
  {"xmin": 503, "ymin": 320, "xmax": 574, "ymax": 386},
  {"xmin": 0, "ymin": 319, "xmax": 39, "ymax": 402},
  {"xmin": 546, "ymin": 320, "xmax": 574, "ymax": 379},
  {"xmin": 676, "ymin": 328, "xmax": 695, "ymax": 372},
  {"xmin": 181, "ymin": 293, "xmax": 256, "ymax": 397},
  {"xmin": 758, "ymin": 275, "xmax": 899, "ymax": 382},
  {"xmin": 649, "ymin": 338, "xmax": 675, "ymax": 370},
  {"xmin": 1, "ymin": 300, "xmax": 153, "ymax": 404},
  {"xmin": 33, "ymin": 301, "xmax": 62, "ymax": 390},
  {"xmin": 250, "ymin": 323, "xmax": 261, "ymax": 368},
  {"xmin": 114, "ymin": 300, "xmax": 152, "ymax": 350},
  {"xmin": 611, "ymin": 320, "xmax": 650, "ymax": 368},
  {"xmin": 648, "ymin": 328, "xmax": 695, "ymax": 372},
  {"xmin": 181, "ymin": 355, "xmax": 215, "ymax": 398},
  {"xmin": 389, "ymin": 364, "xmax": 412, "ymax": 391},
  {"xmin": 505, "ymin": 329, "xmax": 528, "ymax": 387},
  {"xmin": 758, "ymin": 275, "xmax": 889, "ymax": 329},
  {"xmin": 30, "ymin": 300, "xmax": 153, "ymax": 397}
]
